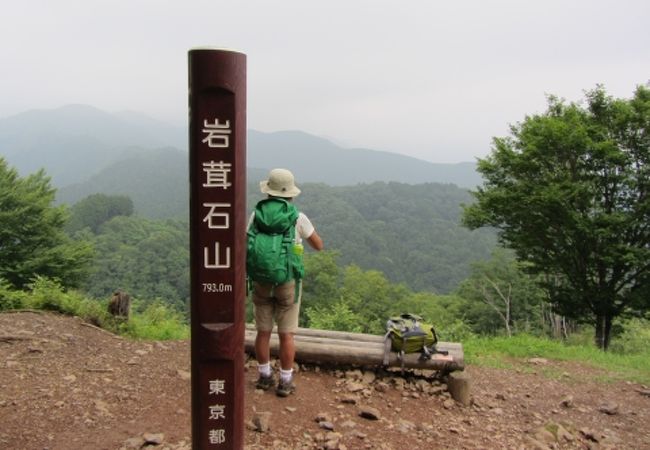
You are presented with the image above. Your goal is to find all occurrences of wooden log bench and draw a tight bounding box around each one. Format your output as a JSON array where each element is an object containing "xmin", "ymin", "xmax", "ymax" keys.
[{"xmin": 244, "ymin": 324, "xmax": 464, "ymax": 372}]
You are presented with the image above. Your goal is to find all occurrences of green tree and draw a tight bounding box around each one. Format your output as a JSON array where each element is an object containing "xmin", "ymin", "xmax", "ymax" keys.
[
  {"xmin": 66, "ymin": 193, "xmax": 134, "ymax": 234},
  {"xmin": 83, "ymin": 215, "xmax": 189, "ymax": 312},
  {"xmin": 456, "ymin": 249, "xmax": 545, "ymax": 336},
  {"xmin": 463, "ymin": 85, "xmax": 650, "ymax": 350},
  {"xmin": 0, "ymin": 158, "xmax": 93, "ymax": 289}
]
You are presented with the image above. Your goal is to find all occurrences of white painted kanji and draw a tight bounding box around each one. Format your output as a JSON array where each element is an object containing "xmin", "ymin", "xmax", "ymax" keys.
[
  {"xmin": 208, "ymin": 428, "xmax": 226, "ymax": 444},
  {"xmin": 204, "ymin": 242, "xmax": 231, "ymax": 269},
  {"xmin": 202, "ymin": 118, "xmax": 231, "ymax": 148},
  {"xmin": 209, "ymin": 379, "xmax": 226, "ymax": 395},
  {"xmin": 202, "ymin": 161, "xmax": 232, "ymax": 189},
  {"xmin": 202, "ymin": 203, "xmax": 231, "ymax": 229},
  {"xmin": 209, "ymin": 404, "xmax": 226, "ymax": 420}
]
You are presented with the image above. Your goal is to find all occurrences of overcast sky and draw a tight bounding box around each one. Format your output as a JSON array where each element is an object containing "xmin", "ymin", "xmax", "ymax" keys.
[{"xmin": 1, "ymin": 1, "xmax": 648, "ymax": 163}]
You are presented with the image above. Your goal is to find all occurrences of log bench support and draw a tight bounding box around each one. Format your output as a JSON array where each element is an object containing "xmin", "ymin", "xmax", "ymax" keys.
[{"xmin": 244, "ymin": 325, "xmax": 465, "ymax": 373}]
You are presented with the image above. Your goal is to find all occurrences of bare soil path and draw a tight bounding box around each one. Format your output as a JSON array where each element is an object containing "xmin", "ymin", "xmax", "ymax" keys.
[{"xmin": 1, "ymin": 312, "xmax": 649, "ymax": 449}]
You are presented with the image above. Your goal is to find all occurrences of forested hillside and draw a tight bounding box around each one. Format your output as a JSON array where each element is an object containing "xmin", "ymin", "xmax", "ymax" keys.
[
  {"xmin": 66, "ymin": 180, "xmax": 494, "ymax": 308},
  {"xmin": 262, "ymin": 182, "xmax": 496, "ymax": 293}
]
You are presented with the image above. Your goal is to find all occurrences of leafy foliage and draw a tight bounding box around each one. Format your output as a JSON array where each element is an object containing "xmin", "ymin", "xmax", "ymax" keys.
[
  {"xmin": 455, "ymin": 249, "xmax": 545, "ymax": 336},
  {"xmin": 301, "ymin": 251, "xmax": 483, "ymax": 337},
  {"xmin": 0, "ymin": 158, "xmax": 93, "ymax": 289},
  {"xmin": 81, "ymin": 215, "xmax": 189, "ymax": 312},
  {"xmin": 463, "ymin": 85, "xmax": 650, "ymax": 349},
  {"xmin": 66, "ymin": 193, "xmax": 133, "ymax": 234},
  {"xmin": 305, "ymin": 300, "xmax": 363, "ymax": 333}
]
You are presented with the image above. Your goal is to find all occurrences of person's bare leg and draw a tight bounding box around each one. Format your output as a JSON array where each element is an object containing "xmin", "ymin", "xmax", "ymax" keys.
[
  {"xmin": 255, "ymin": 330, "xmax": 272, "ymax": 365},
  {"xmin": 278, "ymin": 332, "xmax": 295, "ymax": 370}
]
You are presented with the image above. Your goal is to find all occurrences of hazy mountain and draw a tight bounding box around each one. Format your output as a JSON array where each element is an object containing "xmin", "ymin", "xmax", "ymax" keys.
[
  {"xmin": 1, "ymin": 105, "xmax": 482, "ymax": 191},
  {"xmin": 249, "ymin": 130, "xmax": 482, "ymax": 188},
  {"xmin": 56, "ymin": 147, "xmax": 269, "ymax": 218},
  {"xmin": 0, "ymin": 104, "xmax": 185, "ymax": 185},
  {"xmin": 56, "ymin": 147, "xmax": 188, "ymax": 219}
]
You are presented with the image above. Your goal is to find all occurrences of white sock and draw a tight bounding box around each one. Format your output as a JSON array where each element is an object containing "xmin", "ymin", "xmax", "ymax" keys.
[
  {"xmin": 280, "ymin": 368, "xmax": 293, "ymax": 383},
  {"xmin": 258, "ymin": 362, "xmax": 271, "ymax": 377}
]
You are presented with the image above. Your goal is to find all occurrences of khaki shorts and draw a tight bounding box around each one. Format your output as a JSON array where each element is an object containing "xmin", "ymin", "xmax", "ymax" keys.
[{"xmin": 252, "ymin": 281, "xmax": 302, "ymax": 333}]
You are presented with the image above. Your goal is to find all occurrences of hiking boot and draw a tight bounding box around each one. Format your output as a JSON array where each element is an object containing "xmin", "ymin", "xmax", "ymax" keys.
[
  {"xmin": 255, "ymin": 374, "xmax": 275, "ymax": 391},
  {"xmin": 275, "ymin": 378, "xmax": 296, "ymax": 397}
]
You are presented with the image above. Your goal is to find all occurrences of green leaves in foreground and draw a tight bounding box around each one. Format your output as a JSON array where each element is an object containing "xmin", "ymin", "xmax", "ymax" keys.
[{"xmin": 0, "ymin": 158, "xmax": 93, "ymax": 289}]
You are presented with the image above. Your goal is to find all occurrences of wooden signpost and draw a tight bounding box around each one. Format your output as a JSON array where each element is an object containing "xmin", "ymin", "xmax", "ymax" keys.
[{"xmin": 188, "ymin": 48, "xmax": 246, "ymax": 450}]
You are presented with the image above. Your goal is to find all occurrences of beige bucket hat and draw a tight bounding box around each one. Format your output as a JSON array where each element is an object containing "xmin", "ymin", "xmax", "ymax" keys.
[{"xmin": 260, "ymin": 168, "xmax": 301, "ymax": 198}]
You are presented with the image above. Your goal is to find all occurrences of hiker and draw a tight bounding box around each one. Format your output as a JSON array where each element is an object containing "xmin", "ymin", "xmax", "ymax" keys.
[{"xmin": 247, "ymin": 168, "xmax": 324, "ymax": 397}]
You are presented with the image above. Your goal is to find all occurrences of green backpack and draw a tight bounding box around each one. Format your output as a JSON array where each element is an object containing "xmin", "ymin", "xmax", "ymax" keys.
[
  {"xmin": 246, "ymin": 197, "xmax": 305, "ymax": 285},
  {"xmin": 383, "ymin": 313, "xmax": 442, "ymax": 367}
]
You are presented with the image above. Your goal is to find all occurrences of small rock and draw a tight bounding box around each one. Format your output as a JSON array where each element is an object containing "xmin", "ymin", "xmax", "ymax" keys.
[
  {"xmin": 598, "ymin": 403, "xmax": 619, "ymax": 415},
  {"xmin": 63, "ymin": 374, "xmax": 76, "ymax": 383},
  {"xmin": 429, "ymin": 386, "xmax": 446, "ymax": 395},
  {"xmin": 443, "ymin": 399, "xmax": 456, "ymax": 409},
  {"xmin": 374, "ymin": 382, "xmax": 389, "ymax": 393},
  {"xmin": 319, "ymin": 421, "xmax": 335, "ymax": 431},
  {"xmin": 122, "ymin": 437, "xmax": 145, "ymax": 449},
  {"xmin": 358, "ymin": 406, "xmax": 381, "ymax": 420},
  {"xmin": 580, "ymin": 428, "xmax": 599, "ymax": 442},
  {"xmin": 341, "ymin": 395, "xmax": 357, "ymax": 404},
  {"xmin": 361, "ymin": 371, "xmax": 376, "ymax": 384},
  {"xmin": 398, "ymin": 419, "xmax": 415, "ymax": 432},
  {"xmin": 560, "ymin": 395, "xmax": 573, "ymax": 408},
  {"xmin": 176, "ymin": 369, "xmax": 191, "ymax": 381},
  {"xmin": 143, "ymin": 433, "xmax": 164, "ymax": 445},
  {"xmin": 252, "ymin": 412, "xmax": 272, "ymax": 432},
  {"xmin": 345, "ymin": 369, "xmax": 363, "ymax": 380},
  {"xmin": 351, "ymin": 430, "xmax": 367, "ymax": 439},
  {"xmin": 285, "ymin": 406, "xmax": 297, "ymax": 413},
  {"xmin": 346, "ymin": 382, "xmax": 365, "ymax": 393},
  {"xmin": 315, "ymin": 413, "xmax": 332, "ymax": 423},
  {"xmin": 528, "ymin": 357, "xmax": 548, "ymax": 365}
]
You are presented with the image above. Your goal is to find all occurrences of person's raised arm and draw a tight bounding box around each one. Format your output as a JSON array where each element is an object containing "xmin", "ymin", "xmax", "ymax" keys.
[{"xmin": 306, "ymin": 230, "xmax": 324, "ymax": 251}]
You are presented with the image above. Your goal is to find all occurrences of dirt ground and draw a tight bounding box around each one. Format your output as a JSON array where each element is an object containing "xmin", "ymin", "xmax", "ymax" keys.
[{"xmin": 1, "ymin": 311, "xmax": 649, "ymax": 450}]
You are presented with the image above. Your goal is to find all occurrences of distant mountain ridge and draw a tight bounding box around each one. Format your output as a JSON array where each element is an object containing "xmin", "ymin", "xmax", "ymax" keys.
[
  {"xmin": 0, "ymin": 104, "xmax": 482, "ymax": 191},
  {"xmin": 248, "ymin": 130, "xmax": 481, "ymax": 187}
]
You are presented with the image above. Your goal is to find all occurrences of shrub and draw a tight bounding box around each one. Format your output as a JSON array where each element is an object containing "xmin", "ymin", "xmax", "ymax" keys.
[
  {"xmin": 609, "ymin": 319, "xmax": 650, "ymax": 355},
  {"xmin": 306, "ymin": 301, "xmax": 363, "ymax": 333},
  {"xmin": 119, "ymin": 301, "xmax": 189, "ymax": 340},
  {"xmin": 0, "ymin": 278, "xmax": 28, "ymax": 310}
]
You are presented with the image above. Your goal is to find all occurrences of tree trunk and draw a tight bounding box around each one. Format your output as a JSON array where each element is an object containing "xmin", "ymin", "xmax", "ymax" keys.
[{"xmin": 594, "ymin": 313, "xmax": 613, "ymax": 351}]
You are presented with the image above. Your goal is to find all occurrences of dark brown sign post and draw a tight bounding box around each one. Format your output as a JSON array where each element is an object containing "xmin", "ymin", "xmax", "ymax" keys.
[{"xmin": 188, "ymin": 48, "xmax": 246, "ymax": 449}]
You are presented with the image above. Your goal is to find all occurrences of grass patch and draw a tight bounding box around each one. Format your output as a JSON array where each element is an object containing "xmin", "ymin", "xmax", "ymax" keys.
[
  {"xmin": 1, "ymin": 277, "xmax": 188, "ymax": 341},
  {"xmin": 464, "ymin": 333, "xmax": 650, "ymax": 384}
]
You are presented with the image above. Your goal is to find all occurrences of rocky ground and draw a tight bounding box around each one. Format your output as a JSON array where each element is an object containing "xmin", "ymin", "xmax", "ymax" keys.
[{"xmin": 1, "ymin": 311, "xmax": 650, "ymax": 450}]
